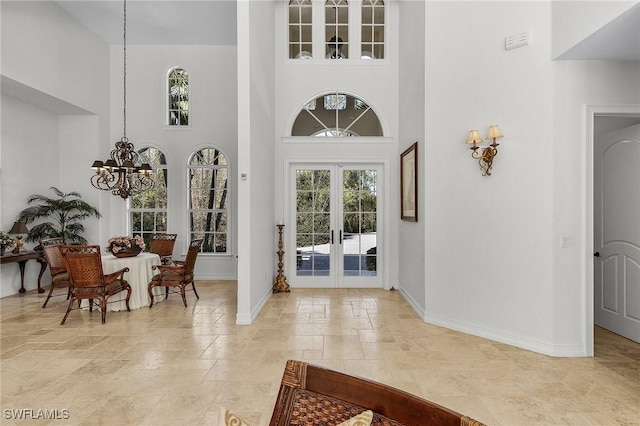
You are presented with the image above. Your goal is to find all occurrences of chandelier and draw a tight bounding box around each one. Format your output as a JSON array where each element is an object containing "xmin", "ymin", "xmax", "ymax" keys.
[{"xmin": 91, "ymin": 0, "xmax": 154, "ymax": 200}]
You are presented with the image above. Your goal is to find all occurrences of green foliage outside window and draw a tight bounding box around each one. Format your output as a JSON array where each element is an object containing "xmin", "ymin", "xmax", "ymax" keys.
[
  {"xmin": 168, "ymin": 68, "xmax": 189, "ymax": 126},
  {"xmin": 189, "ymin": 148, "xmax": 229, "ymax": 253},
  {"xmin": 130, "ymin": 148, "xmax": 168, "ymax": 250}
]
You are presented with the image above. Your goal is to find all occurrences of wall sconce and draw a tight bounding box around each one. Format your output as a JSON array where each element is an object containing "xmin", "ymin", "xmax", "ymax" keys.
[{"xmin": 466, "ymin": 125, "xmax": 504, "ymax": 176}]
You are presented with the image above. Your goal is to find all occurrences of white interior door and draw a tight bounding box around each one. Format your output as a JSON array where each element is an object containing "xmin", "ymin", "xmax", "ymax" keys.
[
  {"xmin": 594, "ymin": 123, "xmax": 640, "ymax": 343},
  {"xmin": 290, "ymin": 163, "xmax": 382, "ymax": 288}
]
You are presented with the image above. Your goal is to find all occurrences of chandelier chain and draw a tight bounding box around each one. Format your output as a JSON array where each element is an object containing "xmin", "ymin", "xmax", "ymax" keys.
[
  {"xmin": 123, "ymin": 0, "xmax": 127, "ymax": 138},
  {"xmin": 90, "ymin": 0, "xmax": 154, "ymax": 200}
]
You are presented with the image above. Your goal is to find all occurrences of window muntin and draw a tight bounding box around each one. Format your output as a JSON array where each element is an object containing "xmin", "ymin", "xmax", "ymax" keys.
[
  {"xmin": 325, "ymin": 0, "xmax": 348, "ymax": 59},
  {"xmin": 130, "ymin": 147, "xmax": 168, "ymax": 250},
  {"xmin": 168, "ymin": 68, "xmax": 189, "ymax": 125},
  {"xmin": 289, "ymin": 0, "xmax": 313, "ymax": 59},
  {"xmin": 292, "ymin": 92, "xmax": 383, "ymax": 137},
  {"xmin": 361, "ymin": 0, "xmax": 384, "ymax": 59},
  {"xmin": 188, "ymin": 148, "xmax": 229, "ymax": 254}
]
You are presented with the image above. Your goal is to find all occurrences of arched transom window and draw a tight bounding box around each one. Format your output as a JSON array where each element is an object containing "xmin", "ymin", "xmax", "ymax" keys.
[
  {"xmin": 168, "ymin": 67, "xmax": 189, "ymax": 126},
  {"xmin": 188, "ymin": 147, "xmax": 229, "ymax": 253},
  {"xmin": 292, "ymin": 92, "xmax": 383, "ymax": 137}
]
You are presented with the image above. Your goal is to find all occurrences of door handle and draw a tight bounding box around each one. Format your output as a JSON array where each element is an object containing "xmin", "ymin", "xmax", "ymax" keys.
[
  {"xmin": 594, "ymin": 252, "xmax": 601, "ymax": 257},
  {"xmin": 339, "ymin": 230, "xmax": 343, "ymax": 244},
  {"xmin": 331, "ymin": 230, "xmax": 334, "ymax": 244}
]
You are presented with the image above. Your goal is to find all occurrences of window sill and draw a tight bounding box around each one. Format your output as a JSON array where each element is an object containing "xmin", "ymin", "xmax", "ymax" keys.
[
  {"xmin": 284, "ymin": 58, "xmax": 390, "ymax": 66},
  {"xmin": 162, "ymin": 125, "xmax": 192, "ymax": 131},
  {"xmin": 199, "ymin": 253, "xmax": 234, "ymax": 259}
]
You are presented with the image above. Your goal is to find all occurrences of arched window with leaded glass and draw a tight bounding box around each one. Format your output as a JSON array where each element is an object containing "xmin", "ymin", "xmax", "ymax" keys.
[
  {"xmin": 188, "ymin": 147, "xmax": 229, "ymax": 253},
  {"xmin": 291, "ymin": 92, "xmax": 383, "ymax": 137},
  {"xmin": 130, "ymin": 147, "xmax": 168, "ymax": 249},
  {"xmin": 167, "ymin": 67, "xmax": 189, "ymax": 125}
]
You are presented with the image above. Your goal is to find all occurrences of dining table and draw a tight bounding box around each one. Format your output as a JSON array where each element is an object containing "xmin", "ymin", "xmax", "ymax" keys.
[{"xmin": 98, "ymin": 252, "xmax": 163, "ymax": 311}]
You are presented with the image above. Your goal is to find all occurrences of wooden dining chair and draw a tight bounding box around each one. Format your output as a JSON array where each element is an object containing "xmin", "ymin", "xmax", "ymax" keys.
[
  {"xmin": 270, "ymin": 360, "xmax": 486, "ymax": 426},
  {"xmin": 148, "ymin": 238, "xmax": 202, "ymax": 307},
  {"xmin": 40, "ymin": 237, "xmax": 71, "ymax": 308},
  {"xmin": 60, "ymin": 244, "xmax": 131, "ymax": 325},
  {"xmin": 150, "ymin": 233, "xmax": 177, "ymax": 265}
]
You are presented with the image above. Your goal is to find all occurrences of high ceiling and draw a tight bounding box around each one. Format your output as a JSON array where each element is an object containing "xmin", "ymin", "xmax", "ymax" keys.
[
  {"xmin": 557, "ymin": 3, "xmax": 640, "ymax": 61},
  {"xmin": 53, "ymin": 1, "xmax": 639, "ymax": 60},
  {"xmin": 54, "ymin": 0, "xmax": 237, "ymax": 46}
]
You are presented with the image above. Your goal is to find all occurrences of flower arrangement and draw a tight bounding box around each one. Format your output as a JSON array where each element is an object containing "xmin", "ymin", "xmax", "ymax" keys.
[
  {"xmin": 105, "ymin": 235, "xmax": 146, "ymax": 254},
  {"xmin": 0, "ymin": 231, "xmax": 14, "ymax": 252}
]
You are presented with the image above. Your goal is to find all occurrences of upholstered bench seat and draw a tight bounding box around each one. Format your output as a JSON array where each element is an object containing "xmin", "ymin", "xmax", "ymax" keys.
[{"xmin": 286, "ymin": 389, "xmax": 404, "ymax": 426}]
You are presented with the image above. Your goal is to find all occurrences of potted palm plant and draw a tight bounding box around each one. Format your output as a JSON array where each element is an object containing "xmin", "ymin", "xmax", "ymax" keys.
[{"xmin": 17, "ymin": 187, "xmax": 101, "ymax": 247}]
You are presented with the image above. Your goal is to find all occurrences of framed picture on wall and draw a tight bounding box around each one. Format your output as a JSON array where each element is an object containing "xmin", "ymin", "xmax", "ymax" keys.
[{"xmin": 400, "ymin": 142, "xmax": 418, "ymax": 222}]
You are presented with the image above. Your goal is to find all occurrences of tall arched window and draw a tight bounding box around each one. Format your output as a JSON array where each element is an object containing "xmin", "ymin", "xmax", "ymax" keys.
[
  {"xmin": 188, "ymin": 147, "xmax": 229, "ymax": 253},
  {"xmin": 168, "ymin": 67, "xmax": 189, "ymax": 125},
  {"xmin": 291, "ymin": 92, "xmax": 383, "ymax": 136},
  {"xmin": 361, "ymin": 0, "xmax": 385, "ymax": 59},
  {"xmin": 289, "ymin": 0, "xmax": 313, "ymax": 59},
  {"xmin": 130, "ymin": 147, "xmax": 168, "ymax": 249},
  {"xmin": 325, "ymin": 0, "xmax": 348, "ymax": 59}
]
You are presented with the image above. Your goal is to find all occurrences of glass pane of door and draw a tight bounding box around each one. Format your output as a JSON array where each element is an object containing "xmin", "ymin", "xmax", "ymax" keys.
[
  {"xmin": 291, "ymin": 163, "xmax": 381, "ymax": 288},
  {"xmin": 296, "ymin": 169, "xmax": 331, "ymax": 277},
  {"xmin": 342, "ymin": 169, "xmax": 377, "ymax": 277}
]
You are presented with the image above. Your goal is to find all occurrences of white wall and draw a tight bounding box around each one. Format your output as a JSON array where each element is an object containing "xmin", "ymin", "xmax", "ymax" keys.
[
  {"xmin": 0, "ymin": 97, "xmax": 59, "ymax": 296},
  {"xmin": 107, "ymin": 45, "xmax": 238, "ymax": 280},
  {"xmin": 248, "ymin": 0, "xmax": 277, "ymax": 316},
  {"xmin": 552, "ymin": 60, "xmax": 640, "ymax": 354},
  {"xmin": 273, "ymin": 1, "xmax": 401, "ymax": 292},
  {"xmin": 1, "ymin": 1, "xmax": 110, "ymax": 115},
  {"xmin": 236, "ymin": 0, "xmax": 277, "ymax": 323},
  {"xmin": 1, "ymin": 3, "xmax": 240, "ymax": 294},
  {"xmin": 552, "ymin": 0, "xmax": 638, "ymax": 58},
  {"xmin": 423, "ymin": 1, "xmax": 557, "ymax": 354},
  {"xmin": 1, "ymin": 1, "xmax": 110, "ymax": 296},
  {"xmin": 398, "ymin": 0, "xmax": 426, "ymax": 313}
]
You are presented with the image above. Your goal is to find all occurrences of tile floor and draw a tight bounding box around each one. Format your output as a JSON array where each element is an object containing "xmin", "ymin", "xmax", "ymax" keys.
[{"xmin": 1, "ymin": 281, "xmax": 638, "ymax": 425}]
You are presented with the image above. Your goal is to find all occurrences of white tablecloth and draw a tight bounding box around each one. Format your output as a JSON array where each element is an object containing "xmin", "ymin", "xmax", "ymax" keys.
[{"xmin": 98, "ymin": 252, "xmax": 162, "ymax": 311}]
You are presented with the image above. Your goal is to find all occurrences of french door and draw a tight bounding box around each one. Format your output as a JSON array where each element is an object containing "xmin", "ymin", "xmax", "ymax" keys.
[{"xmin": 289, "ymin": 163, "xmax": 382, "ymax": 288}]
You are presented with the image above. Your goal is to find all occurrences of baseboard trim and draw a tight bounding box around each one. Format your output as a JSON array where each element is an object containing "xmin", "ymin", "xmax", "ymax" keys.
[
  {"xmin": 397, "ymin": 286, "xmax": 587, "ymax": 357},
  {"xmin": 236, "ymin": 287, "xmax": 271, "ymax": 325},
  {"xmin": 397, "ymin": 286, "xmax": 426, "ymax": 319},
  {"xmin": 194, "ymin": 273, "xmax": 236, "ymax": 281}
]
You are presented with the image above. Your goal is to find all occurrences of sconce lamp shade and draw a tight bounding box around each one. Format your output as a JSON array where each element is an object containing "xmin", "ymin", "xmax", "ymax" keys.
[
  {"xmin": 467, "ymin": 124, "xmax": 504, "ymax": 176},
  {"xmin": 466, "ymin": 130, "xmax": 483, "ymax": 145},
  {"xmin": 8, "ymin": 221, "xmax": 29, "ymax": 235},
  {"xmin": 486, "ymin": 125, "xmax": 504, "ymax": 140}
]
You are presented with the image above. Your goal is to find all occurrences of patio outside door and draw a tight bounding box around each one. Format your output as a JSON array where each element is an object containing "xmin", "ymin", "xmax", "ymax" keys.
[{"xmin": 290, "ymin": 164, "xmax": 382, "ymax": 288}]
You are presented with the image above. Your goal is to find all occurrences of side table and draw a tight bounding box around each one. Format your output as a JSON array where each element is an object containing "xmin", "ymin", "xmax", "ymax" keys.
[{"xmin": 0, "ymin": 251, "xmax": 47, "ymax": 293}]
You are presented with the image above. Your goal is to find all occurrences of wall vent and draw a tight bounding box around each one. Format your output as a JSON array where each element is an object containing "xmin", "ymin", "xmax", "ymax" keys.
[{"xmin": 505, "ymin": 32, "xmax": 529, "ymax": 51}]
